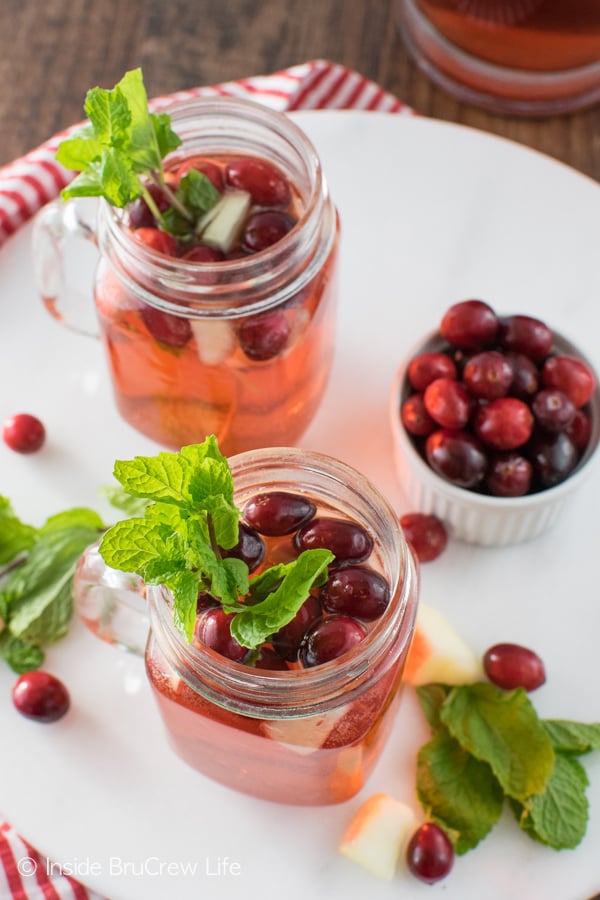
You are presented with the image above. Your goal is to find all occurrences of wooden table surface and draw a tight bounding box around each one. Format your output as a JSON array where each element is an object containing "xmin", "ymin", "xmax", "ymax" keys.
[{"xmin": 1, "ymin": 0, "xmax": 599, "ymax": 182}]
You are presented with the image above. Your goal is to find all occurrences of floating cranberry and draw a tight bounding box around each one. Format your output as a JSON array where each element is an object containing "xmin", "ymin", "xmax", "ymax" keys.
[
  {"xmin": 194, "ymin": 608, "xmax": 249, "ymax": 662},
  {"xmin": 407, "ymin": 352, "xmax": 457, "ymax": 391},
  {"xmin": 542, "ymin": 355, "xmax": 596, "ymax": 408},
  {"xmin": 440, "ymin": 299, "xmax": 498, "ymax": 350},
  {"xmin": 400, "ymin": 513, "xmax": 448, "ymax": 562},
  {"xmin": 140, "ymin": 306, "xmax": 192, "ymax": 349},
  {"xmin": 243, "ymin": 491, "xmax": 316, "ymax": 536},
  {"xmin": 299, "ymin": 616, "xmax": 367, "ymax": 667},
  {"xmin": 527, "ymin": 430, "xmax": 579, "ymax": 488},
  {"xmin": 463, "ymin": 351, "xmax": 513, "ymax": 400},
  {"xmin": 242, "ymin": 210, "xmax": 296, "ymax": 253},
  {"xmin": 132, "ymin": 227, "xmax": 178, "ymax": 257},
  {"xmin": 424, "ymin": 378, "xmax": 471, "ymax": 430},
  {"xmin": 401, "ymin": 393, "xmax": 437, "ymax": 437},
  {"xmin": 196, "ymin": 592, "xmax": 219, "ymax": 613},
  {"xmin": 294, "ymin": 517, "xmax": 373, "ymax": 564},
  {"xmin": 3, "ymin": 413, "xmax": 46, "ymax": 453},
  {"xmin": 181, "ymin": 244, "xmax": 225, "ymax": 263},
  {"xmin": 252, "ymin": 646, "xmax": 289, "ymax": 670},
  {"xmin": 473, "ymin": 397, "xmax": 533, "ymax": 450},
  {"xmin": 220, "ymin": 523, "xmax": 265, "ymax": 572},
  {"xmin": 532, "ymin": 389, "xmax": 576, "ymax": 433},
  {"xmin": 486, "ymin": 453, "xmax": 532, "ymax": 497},
  {"xmin": 238, "ymin": 311, "xmax": 290, "ymax": 361},
  {"xmin": 12, "ymin": 671, "xmax": 70, "ymax": 723},
  {"xmin": 483, "ymin": 642, "xmax": 546, "ymax": 691},
  {"xmin": 272, "ymin": 595, "xmax": 322, "ymax": 661},
  {"xmin": 406, "ymin": 823, "xmax": 454, "ymax": 884},
  {"xmin": 128, "ymin": 184, "xmax": 171, "ymax": 229},
  {"xmin": 225, "ymin": 157, "xmax": 291, "ymax": 207},
  {"xmin": 498, "ymin": 314, "xmax": 553, "ymax": 361},
  {"xmin": 425, "ymin": 429, "xmax": 487, "ymax": 488},
  {"xmin": 320, "ymin": 566, "xmax": 390, "ymax": 620}
]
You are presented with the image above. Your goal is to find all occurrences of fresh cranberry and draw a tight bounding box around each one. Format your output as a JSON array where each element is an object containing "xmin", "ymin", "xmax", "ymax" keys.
[
  {"xmin": 225, "ymin": 157, "xmax": 291, "ymax": 206},
  {"xmin": 175, "ymin": 158, "xmax": 224, "ymax": 192},
  {"xmin": 406, "ymin": 823, "xmax": 454, "ymax": 884},
  {"xmin": 483, "ymin": 643, "xmax": 546, "ymax": 691},
  {"xmin": 486, "ymin": 452, "xmax": 532, "ymax": 497},
  {"xmin": 242, "ymin": 210, "xmax": 296, "ymax": 253},
  {"xmin": 566, "ymin": 409, "xmax": 592, "ymax": 451},
  {"xmin": 132, "ymin": 227, "xmax": 178, "ymax": 257},
  {"xmin": 440, "ymin": 299, "xmax": 498, "ymax": 350},
  {"xmin": 425, "ymin": 429, "xmax": 487, "ymax": 488},
  {"xmin": 3, "ymin": 413, "xmax": 46, "ymax": 453},
  {"xmin": 294, "ymin": 517, "xmax": 373, "ymax": 564},
  {"xmin": 252, "ymin": 646, "xmax": 289, "ymax": 670},
  {"xmin": 407, "ymin": 351, "xmax": 457, "ymax": 391},
  {"xmin": 532, "ymin": 389, "xmax": 576, "ymax": 432},
  {"xmin": 506, "ymin": 351, "xmax": 539, "ymax": 401},
  {"xmin": 401, "ymin": 393, "xmax": 437, "ymax": 437},
  {"xmin": 320, "ymin": 566, "xmax": 390, "ymax": 620},
  {"xmin": 12, "ymin": 671, "xmax": 70, "ymax": 723},
  {"xmin": 196, "ymin": 592, "xmax": 219, "ymax": 613},
  {"xmin": 128, "ymin": 184, "xmax": 171, "ymax": 229},
  {"xmin": 400, "ymin": 513, "xmax": 448, "ymax": 562},
  {"xmin": 181, "ymin": 244, "xmax": 225, "ymax": 263},
  {"xmin": 194, "ymin": 608, "xmax": 248, "ymax": 662},
  {"xmin": 463, "ymin": 351, "xmax": 513, "ymax": 400},
  {"xmin": 243, "ymin": 491, "xmax": 316, "ymax": 536},
  {"xmin": 473, "ymin": 397, "xmax": 533, "ymax": 450},
  {"xmin": 527, "ymin": 430, "xmax": 579, "ymax": 488},
  {"xmin": 140, "ymin": 307, "xmax": 192, "ymax": 349},
  {"xmin": 542, "ymin": 355, "xmax": 596, "ymax": 408},
  {"xmin": 238, "ymin": 312, "xmax": 290, "ymax": 361},
  {"xmin": 220, "ymin": 523, "xmax": 265, "ymax": 572},
  {"xmin": 497, "ymin": 314, "xmax": 553, "ymax": 361},
  {"xmin": 272, "ymin": 595, "xmax": 322, "ymax": 661},
  {"xmin": 299, "ymin": 616, "xmax": 367, "ymax": 667},
  {"xmin": 424, "ymin": 378, "xmax": 471, "ymax": 429}
]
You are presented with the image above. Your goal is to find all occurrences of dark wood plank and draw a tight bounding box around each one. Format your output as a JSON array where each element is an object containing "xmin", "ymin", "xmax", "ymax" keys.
[{"xmin": 0, "ymin": 0, "xmax": 599, "ymax": 181}]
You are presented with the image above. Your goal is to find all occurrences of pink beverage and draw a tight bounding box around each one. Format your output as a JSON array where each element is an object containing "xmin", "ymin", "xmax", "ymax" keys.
[
  {"xmin": 144, "ymin": 448, "xmax": 419, "ymax": 805},
  {"xmin": 92, "ymin": 98, "xmax": 339, "ymax": 455},
  {"xmin": 398, "ymin": 0, "xmax": 600, "ymax": 114}
]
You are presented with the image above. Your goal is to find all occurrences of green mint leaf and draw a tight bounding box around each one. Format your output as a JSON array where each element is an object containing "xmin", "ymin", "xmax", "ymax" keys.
[
  {"xmin": 416, "ymin": 684, "xmax": 452, "ymax": 731},
  {"xmin": 165, "ymin": 570, "xmax": 202, "ymax": 641},
  {"xmin": 517, "ymin": 752, "xmax": 590, "ymax": 850},
  {"xmin": 97, "ymin": 149, "xmax": 144, "ymax": 206},
  {"xmin": 178, "ymin": 169, "xmax": 220, "ymax": 218},
  {"xmin": 113, "ymin": 452, "xmax": 195, "ymax": 506},
  {"xmin": 151, "ymin": 112, "xmax": 182, "ymax": 159},
  {"xmin": 118, "ymin": 69, "xmax": 173, "ymax": 173},
  {"xmin": 99, "ymin": 485, "xmax": 151, "ymax": 517},
  {"xmin": 440, "ymin": 683, "xmax": 555, "ymax": 802},
  {"xmin": 99, "ymin": 516, "xmax": 179, "ymax": 574},
  {"xmin": 0, "ymin": 631, "xmax": 44, "ymax": 674},
  {"xmin": 8, "ymin": 567, "xmax": 73, "ymax": 645},
  {"xmin": 40, "ymin": 507, "xmax": 105, "ymax": 535},
  {"xmin": 416, "ymin": 728, "xmax": 504, "ymax": 854},
  {"xmin": 54, "ymin": 129, "xmax": 104, "ymax": 171},
  {"xmin": 84, "ymin": 83, "xmax": 132, "ymax": 146},
  {"xmin": 0, "ymin": 496, "xmax": 38, "ymax": 566},
  {"xmin": 60, "ymin": 164, "xmax": 106, "ymax": 200},
  {"xmin": 542, "ymin": 719, "xmax": 600, "ymax": 755},
  {"xmin": 229, "ymin": 549, "xmax": 334, "ymax": 649}
]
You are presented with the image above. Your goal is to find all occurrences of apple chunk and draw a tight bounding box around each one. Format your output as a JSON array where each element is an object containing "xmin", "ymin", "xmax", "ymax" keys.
[
  {"xmin": 404, "ymin": 603, "xmax": 483, "ymax": 686},
  {"xmin": 339, "ymin": 793, "xmax": 417, "ymax": 880}
]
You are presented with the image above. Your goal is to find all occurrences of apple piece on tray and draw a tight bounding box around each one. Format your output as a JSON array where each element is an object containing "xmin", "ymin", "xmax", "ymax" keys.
[
  {"xmin": 339, "ymin": 793, "xmax": 418, "ymax": 880},
  {"xmin": 403, "ymin": 603, "xmax": 483, "ymax": 686}
]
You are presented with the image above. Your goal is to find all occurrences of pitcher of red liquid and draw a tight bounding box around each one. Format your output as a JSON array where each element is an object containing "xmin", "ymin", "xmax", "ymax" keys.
[
  {"xmin": 74, "ymin": 446, "xmax": 420, "ymax": 805},
  {"xmin": 398, "ymin": 0, "xmax": 600, "ymax": 114},
  {"xmin": 33, "ymin": 98, "xmax": 340, "ymax": 454}
]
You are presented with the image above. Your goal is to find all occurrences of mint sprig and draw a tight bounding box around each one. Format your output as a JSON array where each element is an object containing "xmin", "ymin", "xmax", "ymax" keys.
[
  {"xmin": 99, "ymin": 436, "xmax": 334, "ymax": 647},
  {"xmin": 415, "ymin": 683, "xmax": 600, "ymax": 854}
]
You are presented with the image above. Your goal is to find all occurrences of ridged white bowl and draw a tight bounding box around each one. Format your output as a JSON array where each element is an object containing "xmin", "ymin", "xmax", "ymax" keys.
[{"xmin": 390, "ymin": 330, "xmax": 600, "ymax": 546}]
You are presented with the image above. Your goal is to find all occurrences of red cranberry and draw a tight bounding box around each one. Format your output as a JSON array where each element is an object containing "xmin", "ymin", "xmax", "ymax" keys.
[
  {"xmin": 220, "ymin": 523, "xmax": 265, "ymax": 572},
  {"xmin": 527, "ymin": 430, "xmax": 579, "ymax": 488},
  {"xmin": 406, "ymin": 823, "xmax": 454, "ymax": 884},
  {"xmin": 400, "ymin": 513, "xmax": 448, "ymax": 562},
  {"xmin": 542, "ymin": 355, "xmax": 596, "ymax": 408},
  {"xmin": 175, "ymin": 158, "xmax": 224, "ymax": 192},
  {"xmin": 252, "ymin": 646, "xmax": 289, "ymax": 670},
  {"xmin": 425, "ymin": 429, "xmax": 487, "ymax": 488},
  {"xmin": 242, "ymin": 210, "xmax": 296, "ymax": 253},
  {"xmin": 3, "ymin": 413, "xmax": 46, "ymax": 453},
  {"xmin": 238, "ymin": 312, "xmax": 290, "ymax": 361},
  {"xmin": 128, "ymin": 184, "xmax": 171, "ymax": 229},
  {"xmin": 299, "ymin": 616, "xmax": 366, "ymax": 667},
  {"xmin": 532, "ymin": 389, "xmax": 576, "ymax": 432},
  {"xmin": 243, "ymin": 491, "xmax": 316, "ymax": 536},
  {"xmin": 506, "ymin": 351, "xmax": 540, "ymax": 401},
  {"xmin": 483, "ymin": 642, "xmax": 546, "ymax": 691},
  {"xmin": 12, "ymin": 671, "xmax": 70, "ymax": 723},
  {"xmin": 226, "ymin": 157, "xmax": 291, "ymax": 207},
  {"xmin": 132, "ymin": 227, "xmax": 178, "ymax": 257},
  {"xmin": 440, "ymin": 299, "xmax": 498, "ymax": 350},
  {"xmin": 272, "ymin": 595, "xmax": 322, "ymax": 661},
  {"xmin": 320, "ymin": 566, "xmax": 390, "ymax": 620},
  {"xmin": 424, "ymin": 378, "xmax": 471, "ymax": 430},
  {"xmin": 566, "ymin": 409, "xmax": 592, "ymax": 451},
  {"xmin": 473, "ymin": 397, "xmax": 533, "ymax": 450},
  {"xmin": 486, "ymin": 452, "xmax": 532, "ymax": 497},
  {"xmin": 463, "ymin": 351, "xmax": 513, "ymax": 400},
  {"xmin": 194, "ymin": 608, "xmax": 248, "ymax": 662},
  {"xmin": 498, "ymin": 314, "xmax": 553, "ymax": 361},
  {"xmin": 181, "ymin": 244, "xmax": 225, "ymax": 263},
  {"xmin": 140, "ymin": 307, "xmax": 192, "ymax": 349},
  {"xmin": 407, "ymin": 352, "xmax": 457, "ymax": 391},
  {"xmin": 401, "ymin": 393, "xmax": 437, "ymax": 437},
  {"xmin": 294, "ymin": 517, "xmax": 373, "ymax": 564}
]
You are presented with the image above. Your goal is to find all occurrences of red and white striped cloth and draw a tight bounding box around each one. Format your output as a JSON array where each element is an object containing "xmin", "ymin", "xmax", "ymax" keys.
[{"xmin": 0, "ymin": 59, "xmax": 409, "ymax": 900}]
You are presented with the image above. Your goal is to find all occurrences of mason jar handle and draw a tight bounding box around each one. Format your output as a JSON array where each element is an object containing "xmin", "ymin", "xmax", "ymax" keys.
[{"xmin": 32, "ymin": 197, "xmax": 101, "ymax": 338}]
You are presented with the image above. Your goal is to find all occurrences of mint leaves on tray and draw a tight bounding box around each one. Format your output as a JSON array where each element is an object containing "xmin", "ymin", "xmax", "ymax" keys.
[{"xmin": 416, "ymin": 682, "xmax": 600, "ymax": 854}]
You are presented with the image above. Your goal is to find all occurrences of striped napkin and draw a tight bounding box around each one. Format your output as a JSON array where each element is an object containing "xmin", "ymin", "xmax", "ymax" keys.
[{"xmin": 0, "ymin": 59, "xmax": 408, "ymax": 900}]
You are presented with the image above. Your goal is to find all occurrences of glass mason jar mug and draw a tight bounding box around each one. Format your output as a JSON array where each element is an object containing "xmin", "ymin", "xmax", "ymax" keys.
[
  {"xmin": 33, "ymin": 98, "xmax": 340, "ymax": 455},
  {"xmin": 74, "ymin": 447, "xmax": 420, "ymax": 806}
]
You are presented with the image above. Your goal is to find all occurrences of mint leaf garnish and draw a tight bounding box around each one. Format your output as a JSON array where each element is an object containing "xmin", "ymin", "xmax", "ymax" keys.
[
  {"xmin": 0, "ymin": 631, "xmax": 44, "ymax": 674},
  {"xmin": 416, "ymin": 684, "xmax": 452, "ymax": 731},
  {"xmin": 440, "ymin": 683, "xmax": 555, "ymax": 802},
  {"xmin": 516, "ymin": 752, "xmax": 590, "ymax": 850},
  {"xmin": 542, "ymin": 719, "xmax": 600, "ymax": 755},
  {"xmin": 416, "ymin": 728, "xmax": 504, "ymax": 854},
  {"xmin": 0, "ymin": 496, "xmax": 38, "ymax": 566}
]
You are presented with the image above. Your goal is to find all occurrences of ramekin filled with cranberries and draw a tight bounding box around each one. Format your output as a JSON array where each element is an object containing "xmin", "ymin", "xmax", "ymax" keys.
[{"xmin": 390, "ymin": 299, "xmax": 600, "ymax": 545}]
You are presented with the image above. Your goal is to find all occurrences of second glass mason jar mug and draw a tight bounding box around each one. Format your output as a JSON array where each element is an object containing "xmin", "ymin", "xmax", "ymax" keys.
[{"xmin": 34, "ymin": 98, "xmax": 340, "ymax": 455}]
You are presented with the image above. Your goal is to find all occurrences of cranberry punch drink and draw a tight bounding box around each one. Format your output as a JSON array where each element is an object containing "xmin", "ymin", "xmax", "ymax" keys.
[
  {"xmin": 54, "ymin": 71, "xmax": 339, "ymax": 454},
  {"xmin": 99, "ymin": 439, "xmax": 419, "ymax": 805}
]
